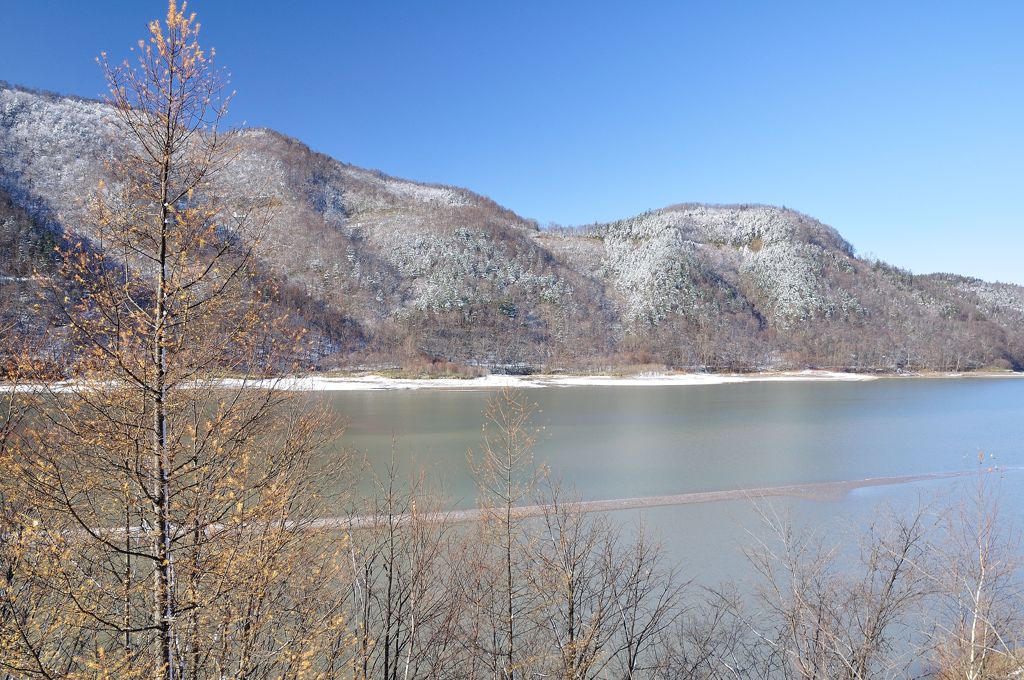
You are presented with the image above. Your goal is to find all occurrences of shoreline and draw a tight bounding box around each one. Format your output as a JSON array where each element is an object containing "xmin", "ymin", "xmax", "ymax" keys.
[
  {"xmin": 4, "ymin": 369, "xmax": 1022, "ymax": 393},
  {"xmin": 223, "ymin": 368, "xmax": 1024, "ymax": 392}
]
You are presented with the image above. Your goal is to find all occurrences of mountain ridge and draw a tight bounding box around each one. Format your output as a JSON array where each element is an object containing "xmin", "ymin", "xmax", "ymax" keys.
[{"xmin": 2, "ymin": 82, "xmax": 1022, "ymax": 373}]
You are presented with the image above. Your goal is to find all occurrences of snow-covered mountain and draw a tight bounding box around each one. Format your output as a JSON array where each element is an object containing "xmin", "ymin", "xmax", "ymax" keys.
[{"xmin": 2, "ymin": 82, "xmax": 1022, "ymax": 372}]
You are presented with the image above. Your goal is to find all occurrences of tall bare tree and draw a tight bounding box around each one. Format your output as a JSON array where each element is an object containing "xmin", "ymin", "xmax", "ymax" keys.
[
  {"xmin": 0, "ymin": 3, "xmax": 350, "ymax": 678},
  {"xmin": 465, "ymin": 389, "xmax": 543, "ymax": 679}
]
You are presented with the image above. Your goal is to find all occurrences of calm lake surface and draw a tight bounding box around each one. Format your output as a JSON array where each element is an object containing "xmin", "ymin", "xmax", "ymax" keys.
[{"xmin": 324, "ymin": 377, "xmax": 1024, "ymax": 580}]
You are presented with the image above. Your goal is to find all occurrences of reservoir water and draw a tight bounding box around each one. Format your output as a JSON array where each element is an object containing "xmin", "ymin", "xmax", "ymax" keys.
[{"xmin": 323, "ymin": 376, "xmax": 1024, "ymax": 581}]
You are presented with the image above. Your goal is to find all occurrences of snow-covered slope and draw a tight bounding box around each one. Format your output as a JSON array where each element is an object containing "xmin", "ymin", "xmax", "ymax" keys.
[{"xmin": 2, "ymin": 82, "xmax": 1023, "ymax": 372}]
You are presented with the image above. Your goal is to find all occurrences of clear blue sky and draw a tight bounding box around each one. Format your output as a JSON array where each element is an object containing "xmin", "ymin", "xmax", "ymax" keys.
[{"xmin": 2, "ymin": 1, "xmax": 1022, "ymax": 283}]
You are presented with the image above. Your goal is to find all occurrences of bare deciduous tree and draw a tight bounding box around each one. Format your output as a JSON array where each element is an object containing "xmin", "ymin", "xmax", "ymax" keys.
[
  {"xmin": 528, "ymin": 476, "xmax": 620, "ymax": 679},
  {"xmin": 929, "ymin": 468, "xmax": 1024, "ymax": 680},
  {"xmin": 744, "ymin": 503, "xmax": 933, "ymax": 680},
  {"xmin": 343, "ymin": 454, "xmax": 460, "ymax": 680},
  {"xmin": 465, "ymin": 388, "xmax": 543, "ymax": 679},
  {"xmin": 0, "ymin": 3, "xmax": 350, "ymax": 678}
]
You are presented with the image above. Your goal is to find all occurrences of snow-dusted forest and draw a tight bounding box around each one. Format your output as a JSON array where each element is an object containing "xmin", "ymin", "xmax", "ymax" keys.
[{"xmin": 3, "ymin": 82, "xmax": 1023, "ymax": 375}]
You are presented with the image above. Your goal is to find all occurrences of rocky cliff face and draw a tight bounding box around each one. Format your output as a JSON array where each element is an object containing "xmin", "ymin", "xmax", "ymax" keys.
[{"xmin": 2, "ymin": 82, "xmax": 1022, "ymax": 372}]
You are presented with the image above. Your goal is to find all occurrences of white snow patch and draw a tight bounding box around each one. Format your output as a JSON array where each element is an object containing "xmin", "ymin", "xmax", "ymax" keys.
[
  {"xmin": 538, "ymin": 370, "xmax": 875, "ymax": 387},
  {"xmin": 215, "ymin": 374, "xmax": 538, "ymax": 392},
  {"xmin": 219, "ymin": 370, "xmax": 878, "ymax": 392},
  {"xmin": 31, "ymin": 371, "xmax": 1024, "ymax": 394}
]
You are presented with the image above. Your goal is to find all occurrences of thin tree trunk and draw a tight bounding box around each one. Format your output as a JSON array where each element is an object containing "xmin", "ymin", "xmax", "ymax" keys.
[
  {"xmin": 506, "ymin": 465, "xmax": 515, "ymax": 680},
  {"xmin": 155, "ymin": 80, "xmax": 176, "ymax": 678}
]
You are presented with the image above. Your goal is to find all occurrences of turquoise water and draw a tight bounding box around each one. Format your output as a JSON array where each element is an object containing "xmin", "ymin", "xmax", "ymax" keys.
[
  {"xmin": 323, "ymin": 377, "xmax": 1024, "ymax": 580},
  {"xmin": 327, "ymin": 378, "xmax": 1024, "ymax": 500}
]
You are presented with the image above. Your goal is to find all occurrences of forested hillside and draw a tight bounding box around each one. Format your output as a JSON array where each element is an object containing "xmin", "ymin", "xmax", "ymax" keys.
[{"xmin": 2, "ymin": 82, "xmax": 1022, "ymax": 374}]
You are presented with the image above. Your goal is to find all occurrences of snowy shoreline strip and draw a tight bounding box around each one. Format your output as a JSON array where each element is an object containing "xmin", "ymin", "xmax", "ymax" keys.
[
  {"xmin": 220, "ymin": 370, "xmax": 882, "ymax": 392},
  {"xmin": 6, "ymin": 370, "xmax": 1023, "ymax": 393}
]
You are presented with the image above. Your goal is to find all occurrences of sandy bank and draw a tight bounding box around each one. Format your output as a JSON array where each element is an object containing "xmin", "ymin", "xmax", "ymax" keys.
[{"xmin": 314, "ymin": 468, "xmax": 1011, "ymax": 530}]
